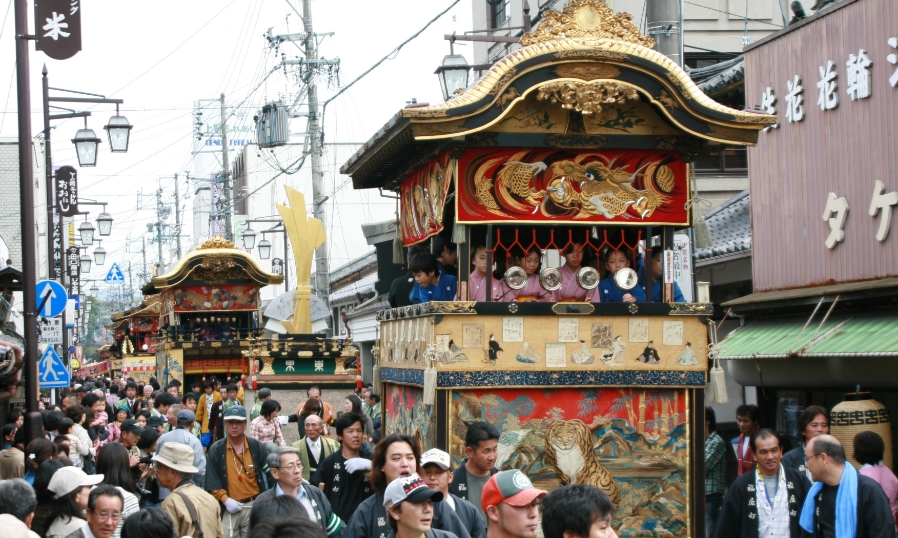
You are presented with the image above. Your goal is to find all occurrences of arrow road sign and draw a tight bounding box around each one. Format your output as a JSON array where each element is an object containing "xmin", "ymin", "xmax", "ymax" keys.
[
  {"xmin": 36, "ymin": 280, "xmax": 67, "ymax": 318},
  {"xmin": 39, "ymin": 346, "xmax": 69, "ymax": 388},
  {"xmin": 105, "ymin": 262, "xmax": 125, "ymax": 284}
]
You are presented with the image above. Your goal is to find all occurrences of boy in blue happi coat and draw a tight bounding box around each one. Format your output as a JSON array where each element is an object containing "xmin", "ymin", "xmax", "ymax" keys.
[{"xmin": 409, "ymin": 250, "xmax": 457, "ymax": 304}]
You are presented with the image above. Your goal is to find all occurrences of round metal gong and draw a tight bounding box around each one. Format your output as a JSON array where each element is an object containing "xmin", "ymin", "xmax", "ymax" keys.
[
  {"xmin": 539, "ymin": 267, "xmax": 562, "ymax": 291},
  {"xmin": 614, "ymin": 267, "xmax": 639, "ymax": 290},
  {"xmin": 576, "ymin": 266, "xmax": 600, "ymax": 290},
  {"xmin": 503, "ymin": 266, "xmax": 528, "ymax": 290}
]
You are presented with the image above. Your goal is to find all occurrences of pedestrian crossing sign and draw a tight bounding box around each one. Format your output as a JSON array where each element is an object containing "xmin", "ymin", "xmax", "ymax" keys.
[
  {"xmin": 105, "ymin": 262, "xmax": 125, "ymax": 284},
  {"xmin": 39, "ymin": 346, "xmax": 69, "ymax": 388}
]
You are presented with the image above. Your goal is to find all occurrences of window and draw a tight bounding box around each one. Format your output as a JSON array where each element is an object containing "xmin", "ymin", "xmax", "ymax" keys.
[
  {"xmin": 489, "ymin": 0, "xmax": 510, "ymax": 29},
  {"xmin": 684, "ymin": 53, "xmax": 734, "ymax": 70},
  {"xmin": 694, "ymin": 146, "xmax": 747, "ymax": 175}
]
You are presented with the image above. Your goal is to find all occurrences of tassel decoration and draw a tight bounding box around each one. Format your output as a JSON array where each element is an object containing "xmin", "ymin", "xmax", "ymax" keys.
[
  {"xmin": 422, "ymin": 344, "xmax": 438, "ymax": 406},
  {"xmin": 393, "ymin": 235, "xmax": 405, "ymax": 264},
  {"xmin": 694, "ymin": 214, "xmax": 713, "ymax": 249},
  {"xmin": 706, "ymin": 320, "xmax": 729, "ymax": 404},
  {"xmin": 452, "ymin": 222, "xmax": 467, "ymax": 244}
]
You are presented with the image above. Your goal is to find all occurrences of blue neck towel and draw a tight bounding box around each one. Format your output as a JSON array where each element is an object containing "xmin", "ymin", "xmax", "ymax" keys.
[{"xmin": 799, "ymin": 462, "xmax": 858, "ymax": 538}]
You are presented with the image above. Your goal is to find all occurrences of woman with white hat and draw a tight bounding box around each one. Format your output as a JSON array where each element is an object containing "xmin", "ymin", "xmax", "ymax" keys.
[{"xmin": 45, "ymin": 466, "xmax": 104, "ymax": 538}]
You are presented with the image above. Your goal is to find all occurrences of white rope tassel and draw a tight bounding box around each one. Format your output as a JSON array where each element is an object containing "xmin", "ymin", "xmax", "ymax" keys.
[
  {"xmin": 423, "ymin": 344, "xmax": 438, "ymax": 406},
  {"xmin": 452, "ymin": 221, "xmax": 466, "ymax": 244},
  {"xmin": 706, "ymin": 321, "xmax": 728, "ymax": 404}
]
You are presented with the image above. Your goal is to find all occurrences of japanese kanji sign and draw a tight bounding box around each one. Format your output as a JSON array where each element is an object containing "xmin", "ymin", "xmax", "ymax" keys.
[
  {"xmin": 52, "ymin": 219, "xmax": 62, "ymax": 279},
  {"xmin": 66, "ymin": 245, "xmax": 80, "ymax": 278},
  {"xmin": 271, "ymin": 258, "xmax": 284, "ymax": 276},
  {"xmin": 55, "ymin": 165, "xmax": 78, "ymax": 217},
  {"xmin": 34, "ymin": 0, "xmax": 81, "ymax": 60}
]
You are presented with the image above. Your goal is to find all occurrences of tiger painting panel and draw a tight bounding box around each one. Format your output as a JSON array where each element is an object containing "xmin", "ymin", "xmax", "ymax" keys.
[{"xmin": 449, "ymin": 387, "xmax": 690, "ymax": 536}]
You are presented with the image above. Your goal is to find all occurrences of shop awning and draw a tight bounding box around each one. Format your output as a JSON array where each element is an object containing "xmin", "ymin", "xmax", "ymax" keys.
[{"xmin": 719, "ymin": 309, "xmax": 898, "ymax": 359}]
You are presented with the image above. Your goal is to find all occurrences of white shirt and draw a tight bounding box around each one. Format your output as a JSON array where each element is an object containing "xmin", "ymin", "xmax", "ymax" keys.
[
  {"xmin": 276, "ymin": 483, "xmax": 315, "ymax": 520},
  {"xmin": 756, "ymin": 466, "xmax": 790, "ymax": 538},
  {"xmin": 306, "ymin": 436, "xmax": 321, "ymax": 461}
]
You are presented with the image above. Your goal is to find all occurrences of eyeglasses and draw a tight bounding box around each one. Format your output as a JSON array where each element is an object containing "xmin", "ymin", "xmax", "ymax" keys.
[{"xmin": 93, "ymin": 510, "xmax": 122, "ymax": 522}]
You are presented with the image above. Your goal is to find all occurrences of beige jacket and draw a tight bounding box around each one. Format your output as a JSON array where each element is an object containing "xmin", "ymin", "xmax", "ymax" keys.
[{"xmin": 161, "ymin": 482, "xmax": 224, "ymax": 538}]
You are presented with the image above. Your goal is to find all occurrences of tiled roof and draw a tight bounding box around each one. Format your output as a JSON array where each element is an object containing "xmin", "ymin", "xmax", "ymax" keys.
[
  {"xmin": 695, "ymin": 190, "xmax": 751, "ymax": 260},
  {"xmin": 328, "ymin": 250, "xmax": 377, "ymax": 283},
  {"xmin": 689, "ymin": 55, "xmax": 745, "ymax": 97},
  {"xmin": 330, "ymin": 273, "xmax": 379, "ymax": 303}
]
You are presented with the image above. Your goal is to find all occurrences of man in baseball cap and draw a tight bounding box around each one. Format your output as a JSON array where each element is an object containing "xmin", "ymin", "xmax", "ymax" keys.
[
  {"xmin": 384, "ymin": 473, "xmax": 455, "ymax": 538},
  {"xmin": 481, "ymin": 470, "xmax": 546, "ymax": 538},
  {"xmin": 421, "ymin": 449, "xmax": 486, "ymax": 538},
  {"xmin": 205, "ymin": 404, "xmax": 271, "ymax": 538},
  {"xmin": 156, "ymin": 409, "xmax": 206, "ymax": 502}
]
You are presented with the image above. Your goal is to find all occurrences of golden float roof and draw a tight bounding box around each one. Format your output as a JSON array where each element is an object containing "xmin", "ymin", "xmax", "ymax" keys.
[
  {"xmin": 342, "ymin": 0, "xmax": 773, "ymax": 190},
  {"xmin": 152, "ymin": 237, "xmax": 283, "ymax": 290}
]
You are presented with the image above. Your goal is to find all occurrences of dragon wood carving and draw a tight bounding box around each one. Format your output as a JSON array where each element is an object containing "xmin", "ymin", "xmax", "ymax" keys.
[{"xmin": 474, "ymin": 151, "xmax": 677, "ymax": 220}]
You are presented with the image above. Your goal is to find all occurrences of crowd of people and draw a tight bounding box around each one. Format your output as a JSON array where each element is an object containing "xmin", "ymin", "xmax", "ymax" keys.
[
  {"xmin": 0, "ymin": 376, "xmax": 618, "ymax": 538},
  {"xmin": 704, "ymin": 404, "xmax": 898, "ymax": 538}
]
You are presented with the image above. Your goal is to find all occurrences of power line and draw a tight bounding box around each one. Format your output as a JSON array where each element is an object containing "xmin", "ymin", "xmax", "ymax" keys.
[{"xmin": 681, "ymin": 1, "xmax": 785, "ymax": 29}]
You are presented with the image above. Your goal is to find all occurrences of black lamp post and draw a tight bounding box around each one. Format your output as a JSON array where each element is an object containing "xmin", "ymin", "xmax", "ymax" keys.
[
  {"xmin": 104, "ymin": 109, "xmax": 132, "ymax": 153},
  {"xmin": 242, "ymin": 227, "xmax": 257, "ymax": 250},
  {"xmin": 93, "ymin": 241, "xmax": 106, "ymax": 266},
  {"xmin": 258, "ymin": 237, "xmax": 272, "ymax": 260},
  {"xmin": 435, "ymin": 54, "xmax": 471, "ymax": 100},
  {"xmin": 72, "ymin": 123, "xmax": 101, "ymax": 167}
]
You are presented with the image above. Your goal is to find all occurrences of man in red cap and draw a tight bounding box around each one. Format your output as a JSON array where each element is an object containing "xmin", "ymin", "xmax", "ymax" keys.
[{"xmin": 481, "ymin": 470, "xmax": 546, "ymax": 538}]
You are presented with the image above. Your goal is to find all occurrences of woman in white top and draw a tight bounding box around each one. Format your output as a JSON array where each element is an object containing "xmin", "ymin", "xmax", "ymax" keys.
[{"xmin": 45, "ymin": 466, "xmax": 104, "ymax": 538}]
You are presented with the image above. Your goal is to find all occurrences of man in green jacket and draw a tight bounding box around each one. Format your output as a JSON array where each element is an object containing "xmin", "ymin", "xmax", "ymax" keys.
[
  {"xmin": 291, "ymin": 414, "xmax": 339, "ymax": 481},
  {"xmin": 204, "ymin": 406, "xmax": 271, "ymax": 538}
]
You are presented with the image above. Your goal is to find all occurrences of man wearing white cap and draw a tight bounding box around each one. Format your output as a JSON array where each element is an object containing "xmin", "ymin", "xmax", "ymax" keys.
[
  {"xmin": 384, "ymin": 473, "xmax": 458, "ymax": 538},
  {"xmin": 155, "ymin": 441, "xmax": 223, "ymax": 538},
  {"xmin": 421, "ymin": 449, "xmax": 486, "ymax": 538}
]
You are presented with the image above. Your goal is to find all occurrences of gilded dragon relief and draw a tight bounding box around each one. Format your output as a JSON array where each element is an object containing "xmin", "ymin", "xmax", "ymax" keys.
[{"xmin": 457, "ymin": 148, "xmax": 690, "ymax": 225}]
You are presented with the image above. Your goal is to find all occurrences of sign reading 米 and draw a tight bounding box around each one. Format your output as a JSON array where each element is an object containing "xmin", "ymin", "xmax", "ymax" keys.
[
  {"xmin": 34, "ymin": 0, "xmax": 82, "ymax": 61},
  {"xmin": 55, "ymin": 166, "xmax": 78, "ymax": 216}
]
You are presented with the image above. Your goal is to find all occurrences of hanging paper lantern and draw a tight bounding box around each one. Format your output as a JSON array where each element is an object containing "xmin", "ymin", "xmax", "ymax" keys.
[{"xmin": 831, "ymin": 392, "xmax": 893, "ymax": 469}]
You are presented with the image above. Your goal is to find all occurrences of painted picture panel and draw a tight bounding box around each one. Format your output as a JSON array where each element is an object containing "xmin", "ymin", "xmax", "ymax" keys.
[
  {"xmin": 385, "ymin": 383, "xmax": 437, "ymax": 451},
  {"xmin": 456, "ymin": 148, "xmax": 690, "ymax": 226},
  {"xmin": 450, "ymin": 387, "xmax": 689, "ymax": 536}
]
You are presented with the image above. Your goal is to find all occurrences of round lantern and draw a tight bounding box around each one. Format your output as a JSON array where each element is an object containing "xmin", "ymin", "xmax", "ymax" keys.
[{"xmin": 830, "ymin": 392, "xmax": 893, "ymax": 470}]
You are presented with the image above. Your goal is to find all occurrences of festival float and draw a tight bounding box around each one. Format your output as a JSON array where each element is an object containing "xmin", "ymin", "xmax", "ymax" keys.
[
  {"xmin": 342, "ymin": 1, "xmax": 773, "ymax": 535},
  {"xmin": 150, "ymin": 189, "xmax": 359, "ymax": 391}
]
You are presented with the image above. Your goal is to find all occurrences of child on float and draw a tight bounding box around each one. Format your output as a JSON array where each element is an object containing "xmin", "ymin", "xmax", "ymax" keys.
[
  {"xmin": 467, "ymin": 245, "xmax": 507, "ymax": 301},
  {"xmin": 553, "ymin": 241, "xmax": 601, "ymax": 302},
  {"xmin": 597, "ymin": 248, "xmax": 646, "ymax": 303},
  {"xmin": 647, "ymin": 248, "xmax": 686, "ymax": 302},
  {"xmin": 498, "ymin": 246, "xmax": 553, "ymax": 302},
  {"xmin": 408, "ymin": 250, "xmax": 458, "ymax": 303}
]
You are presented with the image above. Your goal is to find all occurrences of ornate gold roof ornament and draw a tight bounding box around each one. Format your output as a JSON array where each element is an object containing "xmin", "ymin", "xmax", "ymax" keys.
[
  {"xmin": 520, "ymin": 0, "xmax": 654, "ymax": 48},
  {"xmin": 198, "ymin": 237, "xmax": 237, "ymax": 250},
  {"xmin": 536, "ymin": 80, "xmax": 639, "ymax": 115}
]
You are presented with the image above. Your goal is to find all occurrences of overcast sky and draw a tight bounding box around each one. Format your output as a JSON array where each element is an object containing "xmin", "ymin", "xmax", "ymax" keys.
[{"xmin": 0, "ymin": 0, "xmax": 475, "ymax": 292}]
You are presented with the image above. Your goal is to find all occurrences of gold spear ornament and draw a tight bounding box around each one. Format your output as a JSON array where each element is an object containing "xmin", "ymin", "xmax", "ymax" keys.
[{"xmin": 276, "ymin": 186, "xmax": 326, "ymax": 333}]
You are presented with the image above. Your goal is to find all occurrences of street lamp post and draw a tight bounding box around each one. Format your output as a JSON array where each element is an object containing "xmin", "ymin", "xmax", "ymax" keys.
[{"xmin": 244, "ymin": 219, "xmax": 290, "ymax": 290}]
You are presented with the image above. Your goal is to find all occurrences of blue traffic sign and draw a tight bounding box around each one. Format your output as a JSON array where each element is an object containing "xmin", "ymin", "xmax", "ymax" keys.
[
  {"xmin": 35, "ymin": 280, "xmax": 67, "ymax": 318},
  {"xmin": 39, "ymin": 346, "xmax": 69, "ymax": 389},
  {"xmin": 105, "ymin": 262, "xmax": 125, "ymax": 284}
]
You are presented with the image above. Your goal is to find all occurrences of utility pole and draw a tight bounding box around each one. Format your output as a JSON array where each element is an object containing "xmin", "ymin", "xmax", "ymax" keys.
[
  {"xmin": 173, "ymin": 173, "xmax": 182, "ymax": 259},
  {"xmin": 14, "ymin": 0, "xmax": 41, "ymax": 442},
  {"xmin": 220, "ymin": 94, "xmax": 232, "ymax": 241},
  {"xmin": 156, "ymin": 185, "xmax": 164, "ymax": 272},
  {"xmin": 141, "ymin": 237, "xmax": 147, "ymax": 283},
  {"xmin": 128, "ymin": 261, "xmax": 133, "ymax": 305},
  {"xmin": 303, "ymin": 0, "xmax": 330, "ymax": 305}
]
